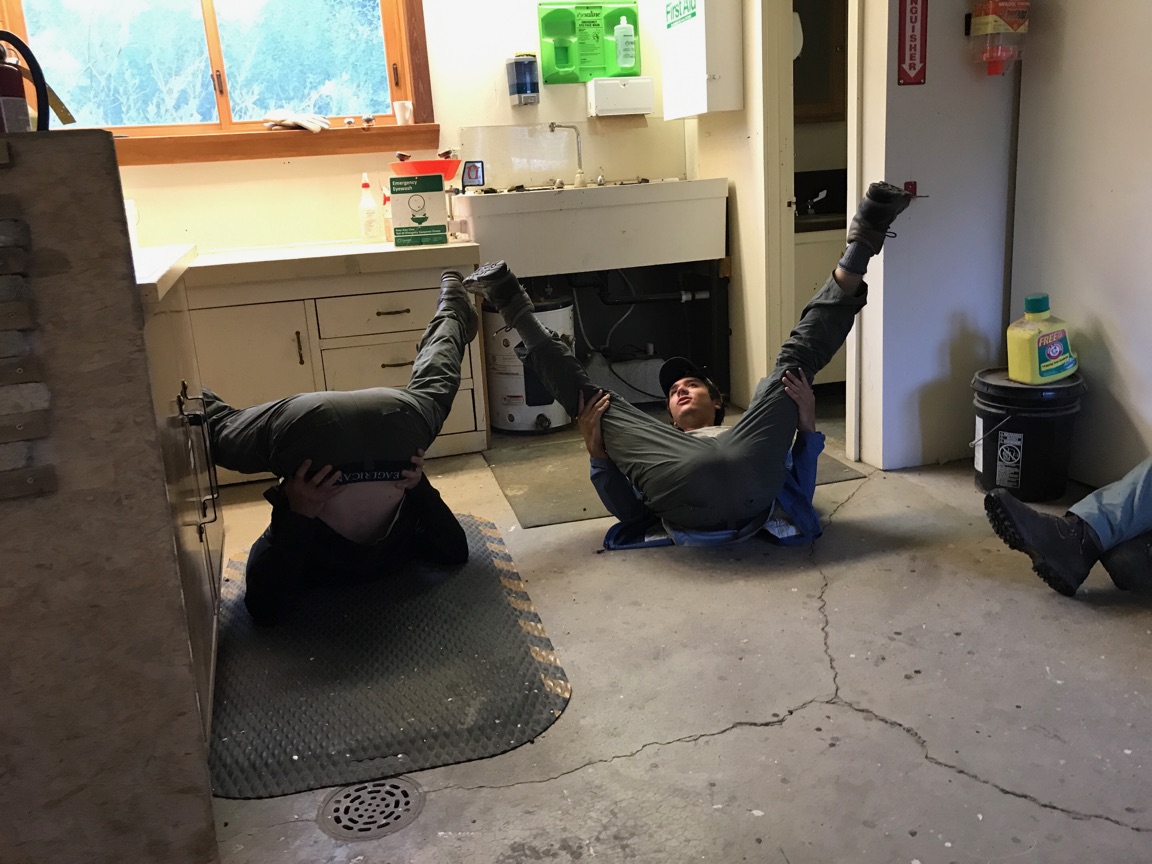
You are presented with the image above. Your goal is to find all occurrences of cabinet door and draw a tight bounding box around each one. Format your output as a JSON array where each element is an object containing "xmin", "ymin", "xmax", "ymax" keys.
[
  {"xmin": 661, "ymin": 0, "xmax": 744, "ymax": 120},
  {"xmin": 190, "ymin": 301, "xmax": 318, "ymax": 407},
  {"xmin": 794, "ymin": 0, "xmax": 847, "ymax": 123},
  {"xmin": 795, "ymin": 232, "xmax": 847, "ymax": 384}
]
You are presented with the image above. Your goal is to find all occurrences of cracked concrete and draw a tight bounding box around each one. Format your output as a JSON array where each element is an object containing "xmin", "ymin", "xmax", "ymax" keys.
[{"xmin": 213, "ymin": 434, "xmax": 1152, "ymax": 863}]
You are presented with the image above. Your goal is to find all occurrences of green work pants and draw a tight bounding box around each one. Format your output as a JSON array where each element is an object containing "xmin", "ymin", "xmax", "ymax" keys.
[{"xmin": 204, "ymin": 302, "xmax": 471, "ymax": 478}]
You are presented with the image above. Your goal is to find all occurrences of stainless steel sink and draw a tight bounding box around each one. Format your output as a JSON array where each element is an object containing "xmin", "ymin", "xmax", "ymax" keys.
[{"xmin": 795, "ymin": 213, "xmax": 846, "ymax": 233}]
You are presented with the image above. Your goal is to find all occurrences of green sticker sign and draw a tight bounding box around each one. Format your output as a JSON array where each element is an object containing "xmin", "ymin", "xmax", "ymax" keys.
[{"xmin": 666, "ymin": 0, "xmax": 696, "ymax": 29}]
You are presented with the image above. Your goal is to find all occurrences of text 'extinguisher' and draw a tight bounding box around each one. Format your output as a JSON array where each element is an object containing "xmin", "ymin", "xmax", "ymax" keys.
[{"xmin": 970, "ymin": 0, "xmax": 1030, "ymax": 76}]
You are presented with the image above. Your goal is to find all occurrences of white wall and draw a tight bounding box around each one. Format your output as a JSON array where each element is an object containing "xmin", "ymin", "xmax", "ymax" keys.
[
  {"xmin": 1011, "ymin": 0, "xmax": 1152, "ymax": 486},
  {"xmin": 122, "ymin": 0, "xmax": 687, "ymax": 251},
  {"xmin": 852, "ymin": 0, "xmax": 1016, "ymax": 469}
]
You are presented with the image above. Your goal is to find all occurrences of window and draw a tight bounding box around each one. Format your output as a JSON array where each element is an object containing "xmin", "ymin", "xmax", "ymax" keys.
[{"xmin": 0, "ymin": 0, "xmax": 437, "ymax": 163}]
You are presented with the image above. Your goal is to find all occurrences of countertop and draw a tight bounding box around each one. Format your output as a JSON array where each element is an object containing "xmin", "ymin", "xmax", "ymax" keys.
[
  {"xmin": 134, "ymin": 244, "xmax": 197, "ymax": 304},
  {"xmin": 184, "ymin": 240, "xmax": 481, "ymax": 288}
]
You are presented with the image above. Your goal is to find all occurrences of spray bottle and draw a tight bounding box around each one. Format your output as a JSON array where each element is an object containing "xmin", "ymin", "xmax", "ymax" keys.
[
  {"xmin": 359, "ymin": 172, "xmax": 382, "ymax": 240},
  {"xmin": 1006, "ymin": 293, "xmax": 1078, "ymax": 384},
  {"xmin": 381, "ymin": 189, "xmax": 394, "ymax": 242}
]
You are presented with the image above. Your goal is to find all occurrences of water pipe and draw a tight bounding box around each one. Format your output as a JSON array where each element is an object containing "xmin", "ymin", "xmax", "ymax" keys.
[{"xmin": 548, "ymin": 122, "xmax": 585, "ymax": 187}]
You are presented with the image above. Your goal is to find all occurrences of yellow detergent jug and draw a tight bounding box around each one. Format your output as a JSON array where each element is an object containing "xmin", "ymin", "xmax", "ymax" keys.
[{"xmin": 1006, "ymin": 293, "xmax": 1078, "ymax": 384}]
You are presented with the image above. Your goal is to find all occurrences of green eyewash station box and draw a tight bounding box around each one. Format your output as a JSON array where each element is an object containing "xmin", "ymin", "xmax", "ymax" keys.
[
  {"xmin": 538, "ymin": 2, "xmax": 641, "ymax": 83},
  {"xmin": 389, "ymin": 174, "xmax": 448, "ymax": 247}
]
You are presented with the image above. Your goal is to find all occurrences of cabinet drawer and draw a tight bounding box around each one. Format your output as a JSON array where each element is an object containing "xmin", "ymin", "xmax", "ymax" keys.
[
  {"xmin": 322, "ymin": 342, "xmax": 473, "ymax": 392},
  {"xmin": 316, "ymin": 288, "xmax": 440, "ymax": 338}
]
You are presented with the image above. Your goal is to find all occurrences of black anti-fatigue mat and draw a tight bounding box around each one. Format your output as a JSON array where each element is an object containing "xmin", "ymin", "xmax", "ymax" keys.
[
  {"xmin": 209, "ymin": 515, "xmax": 571, "ymax": 799},
  {"xmin": 485, "ymin": 438, "xmax": 867, "ymax": 529}
]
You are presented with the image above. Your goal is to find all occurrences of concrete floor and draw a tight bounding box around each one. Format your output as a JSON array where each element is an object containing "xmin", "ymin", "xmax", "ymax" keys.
[{"xmin": 212, "ymin": 417, "xmax": 1152, "ymax": 863}]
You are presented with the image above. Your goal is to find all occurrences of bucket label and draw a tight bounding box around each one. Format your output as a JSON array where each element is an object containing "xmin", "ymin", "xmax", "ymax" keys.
[
  {"xmin": 1036, "ymin": 329, "xmax": 1077, "ymax": 377},
  {"xmin": 996, "ymin": 430, "xmax": 1023, "ymax": 488}
]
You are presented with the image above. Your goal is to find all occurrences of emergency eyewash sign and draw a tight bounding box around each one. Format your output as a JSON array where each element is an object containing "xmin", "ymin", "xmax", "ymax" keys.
[{"xmin": 898, "ymin": 0, "xmax": 928, "ymax": 85}]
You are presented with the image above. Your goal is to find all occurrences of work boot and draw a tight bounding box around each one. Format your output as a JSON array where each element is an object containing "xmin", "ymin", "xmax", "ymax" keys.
[
  {"xmin": 463, "ymin": 260, "xmax": 534, "ymax": 329},
  {"xmin": 1101, "ymin": 531, "xmax": 1152, "ymax": 593},
  {"xmin": 984, "ymin": 488, "xmax": 1102, "ymax": 596},
  {"xmin": 439, "ymin": 269, "xmax": 478, "ymax": 342},
  {"xmin": 846, "ymin": 181, "xmax": 915, "ymax": 255}
]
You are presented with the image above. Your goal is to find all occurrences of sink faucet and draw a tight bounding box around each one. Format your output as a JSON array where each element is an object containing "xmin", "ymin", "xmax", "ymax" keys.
[
  {"xmin": 548, "ymin": 122, "xmax": 586, "ymax": 188},
  {"xmin": 804, "ymin": 189, "xmax": 828, "ymax": 215}
]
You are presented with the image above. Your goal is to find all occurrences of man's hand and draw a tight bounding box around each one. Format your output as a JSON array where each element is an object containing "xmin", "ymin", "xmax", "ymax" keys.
[
  {"xmin": 283, "ymin": 459, "xmax": 345, "ymax": 518},
  {"xmin": 783, "ymin": 369, "xmax": 817, "ymax": 433},
  {"xmin": 396, "ymin": 449, "xmax": 426, "ymax": 491},
  {"xmin": 577, "ymin": 390, "xmax": 610, "ymax": 459}
]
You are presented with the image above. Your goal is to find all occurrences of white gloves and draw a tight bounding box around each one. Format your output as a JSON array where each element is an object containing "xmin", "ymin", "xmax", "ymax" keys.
[{"xmin": 263, "ymin": 110, "xmax": 331, "ymax": 133}]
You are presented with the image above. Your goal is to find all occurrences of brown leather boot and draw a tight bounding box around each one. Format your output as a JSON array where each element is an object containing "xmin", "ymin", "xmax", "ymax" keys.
[
  {"xmin": 984, "ymin": 488, "xmax": 1102, "ymax": 596},
  {"xmin": 463, "ymin": 260, "xmax": 534, "ymax": 329},
  {"xmin": 1101, "ymin": 531, "xmax": 1152, "ymax": 593},
  {"xmin": 846, "ymin": 181, "xmax": 915, "ymax": 254}
]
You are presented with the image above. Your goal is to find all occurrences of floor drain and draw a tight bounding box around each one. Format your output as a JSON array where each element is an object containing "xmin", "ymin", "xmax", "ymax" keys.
[{"xmin": 317, "ymin": 777, "xmax": 425, "ymax": 841}]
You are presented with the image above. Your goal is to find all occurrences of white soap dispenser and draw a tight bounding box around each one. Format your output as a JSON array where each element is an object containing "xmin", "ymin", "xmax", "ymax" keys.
[{"xmin": 614, "ymin": 16, "xmax": 636, "ymax": 70}]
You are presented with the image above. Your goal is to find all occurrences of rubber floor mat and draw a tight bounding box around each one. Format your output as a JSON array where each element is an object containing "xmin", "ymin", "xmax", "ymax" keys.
[{"xmin": 209, "ymin": 515, "xmax": 570, "ymax": 799}]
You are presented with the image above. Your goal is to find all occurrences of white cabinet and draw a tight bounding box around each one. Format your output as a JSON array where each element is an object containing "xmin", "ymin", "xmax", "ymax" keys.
[
  {"xmin": 190, "ymin": 301, "xmax": 321, "ymax": 407},
  {"xmin": 661, "ymin": 0, "xmax": 744, "ymax": 120},
  {"xmin": 795, "ymin": 229, "xmax": 847, "ymax": 384},
  {"xmin": 184, "ymin": 243, "xmax": 485, "ymax": 484}
]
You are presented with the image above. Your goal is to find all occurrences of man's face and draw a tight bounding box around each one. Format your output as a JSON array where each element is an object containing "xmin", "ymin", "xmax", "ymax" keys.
[{"xmin": 667, "ymin": 377, "xmax": 721, "ymax": 431}]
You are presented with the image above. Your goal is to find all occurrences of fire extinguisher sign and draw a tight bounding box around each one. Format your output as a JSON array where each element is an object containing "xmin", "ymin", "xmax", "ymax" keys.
[{"xmin": 898, "ymin": 0, "xmax": 928, "ymax": 85}]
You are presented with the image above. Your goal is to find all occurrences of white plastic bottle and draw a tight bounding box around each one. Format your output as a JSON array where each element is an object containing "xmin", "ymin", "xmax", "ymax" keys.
[
  {"xmin": 358, "ymin": 172, "xmax": 382, "ymax": 240},
  {"xmin": 614, "ymin": 16, "xmax": 636, "ymax": 69}
]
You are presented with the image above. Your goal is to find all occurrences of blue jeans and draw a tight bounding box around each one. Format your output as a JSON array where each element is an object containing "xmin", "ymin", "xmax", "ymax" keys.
[{"xmin": 1069, "ymin": 457, "xmax": 1152, "ymax": 551}]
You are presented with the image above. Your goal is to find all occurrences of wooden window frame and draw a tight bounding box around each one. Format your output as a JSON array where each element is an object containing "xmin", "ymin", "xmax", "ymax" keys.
[{"xmin": 0, "ymin": 0, "xmax": 438, "ymax": 165}]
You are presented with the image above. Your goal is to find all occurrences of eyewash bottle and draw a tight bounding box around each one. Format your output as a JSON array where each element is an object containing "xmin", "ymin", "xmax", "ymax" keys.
[{"xmin": 1006, "ymin": 293, "xmax": 1078, "ymax": 384}]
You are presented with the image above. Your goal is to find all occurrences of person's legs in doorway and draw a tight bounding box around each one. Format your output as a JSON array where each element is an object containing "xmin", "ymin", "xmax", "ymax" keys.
[{"xmin": 720, "ymin": 181, "xmax": 914, "ymax": 514}]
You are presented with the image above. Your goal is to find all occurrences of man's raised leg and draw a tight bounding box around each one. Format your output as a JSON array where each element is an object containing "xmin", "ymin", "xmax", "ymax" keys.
[
  {"xmin": 463, "ymin": 261, "xmax": 698, "ymax": 488},
  {"xmin": 720, "ymin": 182, "xmax": 914, "ymax": 512},
  {"xmin": 394, "ymin": 270, "xmax": 479, "ymax": 439}
]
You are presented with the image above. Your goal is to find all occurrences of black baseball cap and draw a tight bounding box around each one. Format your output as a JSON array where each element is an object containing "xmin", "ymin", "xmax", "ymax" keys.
[{"xmin": 659, "ymin": 357, "xmax": 713, "ymax": 397}]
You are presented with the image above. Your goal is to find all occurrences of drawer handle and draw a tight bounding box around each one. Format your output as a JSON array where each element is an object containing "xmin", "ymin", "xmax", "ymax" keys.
[
  {"xmin": 381, "ymin": 360, "xmax": 416, "ymax": 369},
  {"xmin": 295, "ymin": 330, "xmax": 305, "ymax": 365},
  {"xmin": 375, "ymin": 308, "xmax": 412, "ymax": 317}
]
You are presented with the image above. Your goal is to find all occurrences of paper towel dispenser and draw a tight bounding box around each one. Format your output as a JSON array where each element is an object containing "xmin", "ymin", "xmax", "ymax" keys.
[{"xmin": 586, "ymin": 76, "xmax": 654, "ymax": 116}]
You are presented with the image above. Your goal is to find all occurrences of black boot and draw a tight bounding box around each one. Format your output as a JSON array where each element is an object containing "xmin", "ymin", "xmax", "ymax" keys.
[
  {"xmin": 846, "ymin": 181, "xmax": 915, "ymax": 254},
  {"xmin": 984, "ymin": 488, "xmax": 1102, "ymax": 596},
  {"xmin": 439, "ymin": 269, "xmax": 478, "ymax": 342},
  {"xmin": 1101, "ymin": 531, "xmax": 1152, "ymax": 593},
  {"xmin": 463, "ymin": 260, "xmax": 534, "ymax": 329}
]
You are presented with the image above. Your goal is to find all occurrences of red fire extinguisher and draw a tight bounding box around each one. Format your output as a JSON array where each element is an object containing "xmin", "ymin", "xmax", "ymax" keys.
[
  {"xmin": 0, "ymin": 30, "xmax": 49, "ymax": 132},
  {"xmin": 971, "ymin": 0, "xmax": 1030, "ymax": 76}
]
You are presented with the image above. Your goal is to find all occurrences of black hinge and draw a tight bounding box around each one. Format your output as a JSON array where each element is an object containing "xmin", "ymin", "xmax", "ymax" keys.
[{"xmin": 392, "ymin": 62, "xmax": 400, "ymax": 87}]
